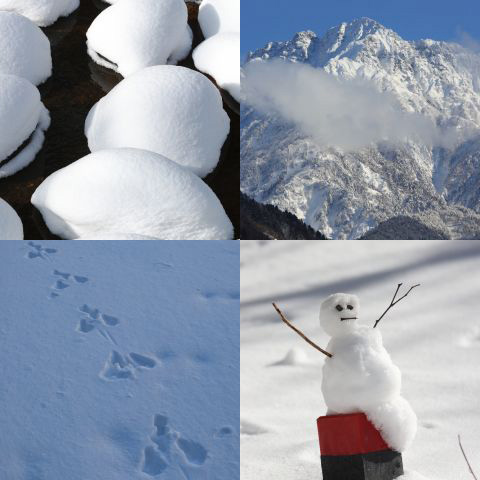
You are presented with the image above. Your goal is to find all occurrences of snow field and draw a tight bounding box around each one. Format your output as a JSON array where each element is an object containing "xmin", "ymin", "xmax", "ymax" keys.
[{"xmin": 0, "ymin": 240, "xmax": 240, "ymax": 479}]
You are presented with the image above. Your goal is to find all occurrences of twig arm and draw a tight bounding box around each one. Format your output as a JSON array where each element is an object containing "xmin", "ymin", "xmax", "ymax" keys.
[
  {"xmin": 373, "ymin": 283, "xmax": 420, "ymax": 328},
  {"xmin": 458, "ymin": 435, "xmax": 478, "ymax": 480},
  {"xmin": 272, "ymin": 303, "xmax": 332, "ymax": 358}
]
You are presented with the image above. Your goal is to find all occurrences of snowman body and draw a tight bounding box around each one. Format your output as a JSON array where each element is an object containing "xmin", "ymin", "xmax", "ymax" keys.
[{"xmin": 320, "ymin": 293, "xmax": 417, "ymax": 452}]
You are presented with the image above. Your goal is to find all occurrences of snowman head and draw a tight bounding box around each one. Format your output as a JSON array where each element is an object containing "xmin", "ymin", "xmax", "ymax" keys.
[{"xmin": 320, "ymin": 293, "xmax": 360, "ymax": 337}]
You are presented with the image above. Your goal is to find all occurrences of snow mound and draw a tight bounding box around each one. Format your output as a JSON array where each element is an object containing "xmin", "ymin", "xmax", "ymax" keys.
[
  {"xmin": 0, "ymin": 0, "xmax": 79, "ymax": 27},
  {"xmin": 271, "ymin": 348, "xmax": 309, "ymax": 366},
  {"xmin": 193, "ymin": 32, "xmax": 240, "ymax": 102},
  {"xmin": 31, "ymin": 148, "xmax": 234, "ymax": 240},
  {"xmin": 198, "ymin": 0, "xmax": 240, "ymax": 38},
  {"xmin": 0, "ymin": 197, "xmax": 23, "ymax": 239},
  {"xmin": 85, "ymin": 65, "xmax": 230, "ymax": 177},
  {"xmin": 0, "ymin": 74, "xmax": 50, "ymax": 178},
  {"xmin": 76, "ymin": 232, "xmax": 160, "ymax": 240},
  {"xmin": 86, "ymin": 0, "xmax": 192, "ymax": 77},
  {"xmin": 0, "ymin": 12, "xmax": 51, "ymax": 85}
]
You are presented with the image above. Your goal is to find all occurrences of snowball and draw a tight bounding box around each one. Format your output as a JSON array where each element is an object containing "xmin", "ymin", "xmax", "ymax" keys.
[
  {"xmin": 86, "ymin": 0, "xmax": 192, "ymax": 77},
  {"xmin": 31, "ymin": 148, "xmax": 234, "ymax": 240},
  {"xmin": 76, "ymin": 232, "xmax": 160, "ymax": 240},
  {"xmin": 198, "ymin": 0, "xmax": 240, "ymax": 38},
  {"xmin": 320, "ymin": 293, "xmax": 417, "ymax": 452},
  {"xmin": 85, "ymin": 65, "xmax": 230, "ymax": 177},
  {"xmin": 0, "ymin": 197, "xmax": 23, "ymax": 239},
  {"xmin": 0, "ymin": 12, "xmax": 51, "ymax": 85},
  {"xmin": 0, "ymin": 0, "xmax": 79, "ymax": 27},
  {"xmin": 0, "ymin": 74, "xmax": 50, "ymax": 178},
  {"xmin": 193, "ymin": 32, "xmax": 240, "ymax": 102}
]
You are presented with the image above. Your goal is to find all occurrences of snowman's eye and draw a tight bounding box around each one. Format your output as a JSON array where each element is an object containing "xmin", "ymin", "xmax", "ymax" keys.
[
  {"xmin": 347, "ymin": 305, "xmax": 354, "ymax": 310},
  {"xmin": 335, "ymin": 305, "xmax": 343, "ymax": 311}
]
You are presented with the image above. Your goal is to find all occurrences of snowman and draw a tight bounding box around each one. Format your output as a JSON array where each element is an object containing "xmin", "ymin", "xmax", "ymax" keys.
[{"xmin": 319, "ymin": 293, "xmax": 417, "ymax": 453}]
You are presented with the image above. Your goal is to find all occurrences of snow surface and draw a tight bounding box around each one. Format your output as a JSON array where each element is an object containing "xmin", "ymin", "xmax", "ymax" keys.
[
  {"xmin": 86, "ymin": 0, "xmax": 192, "ymax": 77},
  {"xmin": 0, "ymin": 11, "xmax": 51, "ymax": 85},
  {"xmin": 85, "ymin": 66, "xmax": 230, "ymax": 178},
  {"xmin": 0, "ymin": 0, "xmax": 79, "ymax": 27},
  {"xmin": 76, "ymin": 233, "xmax": 160, "ymax": 240},
  {"xmin": 198, "ymin": 0, "xmax": 240, "ymax": 39},
  {"xmin": 193, "ymin": 32, "xmax": 240, "ymax": 102},
  {"xmin": 31, "ymin": 148, "xmax": 234, "ymax": 240},
  {"xmin": 0, "ymin": 196, "xmax": 23, "ymax": 239},
  {"xmin": 320, "ymin": 294, "xmax": 417, "ymax": 452},
  {"xmin": 0, "ymin": 74, "xmax": 50, "ymax": 178},
  {"xmin": 241, "ymin": 240, "xmax": 480, "ymax": 480},
  {"xmin": 0, "ymin": 240, "xmax": 239, "ymax": 479}
]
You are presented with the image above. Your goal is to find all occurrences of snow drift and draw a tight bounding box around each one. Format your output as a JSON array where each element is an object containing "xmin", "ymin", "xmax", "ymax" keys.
[
  {"xmin": 85, "ymin": 66, "xmax": 230, "ymax": 178},
  {"xmin": 31, "ymin": 148, "xmax": 234, "ymax": 240}
]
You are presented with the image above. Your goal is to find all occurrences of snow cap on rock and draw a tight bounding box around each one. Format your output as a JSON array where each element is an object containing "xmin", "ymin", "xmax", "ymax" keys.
[
  {"xmin": 320, "ymin": 293, "xmax": 360, "ymax": 337},
  {"xmin": 0, "ymin": 74, "xmax": 50, "ymax": 178},
  {"xmin": 86, "ymin": 0, "xmax": 192, "ymax": 77},
  {"xmin": 31, "ymin": 148, "xmax": 234, "ymax": 240},
  {"xmin": 85, "ymin": 65, "xmax": 230, "ymax": 178},
  {"xmin": 193, "ymin": 31, "xmax": 240, "ymax": 102},
  {"xmin": 0, "ymin": 197, "xmax": 23, "ymax": 239},
  {"xmin": 0, "ymin": 0, "xmax": 79, "ymax": 27},
  {"xmin": 198, "ymin": 0, "xmax": 240, "ymax": 38},
  {"xmin": 0, "ymin": 12, "xmax": 51, "ymax": 85}
]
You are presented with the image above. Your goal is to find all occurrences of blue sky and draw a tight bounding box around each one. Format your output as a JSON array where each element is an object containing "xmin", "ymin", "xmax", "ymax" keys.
[{"xmin": 241, "ymin": 0, "xmax": 480, "ymax": 55}]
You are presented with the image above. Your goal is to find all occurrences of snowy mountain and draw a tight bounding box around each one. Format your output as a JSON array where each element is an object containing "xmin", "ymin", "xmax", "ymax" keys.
[{"xmin": 241, "ymin": 18, "xmax": 480, "ymax": 239}]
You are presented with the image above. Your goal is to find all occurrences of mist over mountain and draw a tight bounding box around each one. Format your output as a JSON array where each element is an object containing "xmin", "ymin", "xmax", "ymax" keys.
[{"xmin": 241, "ymin": 18, "xmax": 480, "ymax": 239}]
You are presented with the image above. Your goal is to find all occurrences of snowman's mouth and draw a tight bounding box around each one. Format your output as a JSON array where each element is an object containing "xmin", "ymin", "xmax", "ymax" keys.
[{"xmin": 340, "ymin": 317, "xmax": 357, "ymax": 321}]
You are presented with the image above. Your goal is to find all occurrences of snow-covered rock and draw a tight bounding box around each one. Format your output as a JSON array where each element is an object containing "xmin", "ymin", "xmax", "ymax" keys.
[
  {"xmin": 241, "ymin": 18, "xmax": 480, "ymax": 239},
  {"xmin": 0, "ymin": 74, "xmax": 50, "ymax": 178},
  {"xmin": 320, "ymin": 293, "xmax": 417, "ymax": 452},
  {"xmin": 0, "ymin": 12, "xmax": 51, "ymax": 85},
  {"xmin": 0, "ymin": 197, "xmax": 23, "ymax": 239},
  {"xmin": 86, "ymin": 0, "xmax": 192, "ymax": 77},
  {"xmin": 0, "ymin": 0, "xmax": 79, "ymax": 27},
  {"xmin": 198, "ymin": 0, "xmax": 240, "ymax": 38},
  {"xmin": 85, "ymin": 65, "xmax": 230, "ymax": 178},
  {"xmin": 193, "ymin": 32, "xmax": 240, "ymax": 101},
  {"xmin": 31, "ymin": 148, "xmax": 234, "ymax": 240}
]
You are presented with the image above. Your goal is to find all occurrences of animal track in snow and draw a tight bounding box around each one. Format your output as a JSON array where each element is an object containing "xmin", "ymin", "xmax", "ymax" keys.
[
  {"xmin": 141, "ymin": 414, "xmax": 208, "ymax": 477},
  {"xmin": 26, "ymin": 242, "xmax": 57, "ymax": 260},
  {"xmin": 198, "ymin": 290, "xmax": 240, "ymax": 302},
  {"xmin": 48, "ymin": 270, "xmax": 89, "ymax": 299},
  {"xmin": 76, "ymin": 304, "xmax": 119, "ymax": 344},
  {"xmin": 100, "ymin": 350, "xmax": 157, "ymax": 381}
]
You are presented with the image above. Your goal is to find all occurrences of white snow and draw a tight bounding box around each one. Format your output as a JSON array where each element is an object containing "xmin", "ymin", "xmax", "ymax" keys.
[
  {"xmin": 0, "ymin": 0, "xmax": 79, "ymax": 27},
  {"xmin": 76, "ymin": 233, "xmax": 160, "ymax": 240},
  {"xmin": 193, "ymin": 32, "xmax": 240, "ymax": 101},
  {"xmin": 85, "ymin": 65, "xmax": 230, "ymax": 177},
  {"xmin": 86, "ymin": 0, "xmax": 192, "ymax": 77},
  {"xmin": 0, "ymin": 11, "xmax": 52, "ymax": 85},
  {"xmin": 241, "ymin": 240, "xmax": 480, "ymax": 480},
  {"xmin": 0, "ymin": 197, "xmax": 23, "ymax": 239},
  {"xmin": 320, "ymin": 293, "xmax": 417, "ymax": 452},
  {"xmin": 198, "ymin": 0, "xmax": 240, "ymax": 38},
  {"xmin": 31, "ymin": 148, "xmax": 234, "ymax": 240},
  {"xmin": 0, "ymin": 74, "xmax": 50, "ymax": 178},
  {"xmin": 0, "ymin": 240, "xmax": 239, "ymax": 479}
]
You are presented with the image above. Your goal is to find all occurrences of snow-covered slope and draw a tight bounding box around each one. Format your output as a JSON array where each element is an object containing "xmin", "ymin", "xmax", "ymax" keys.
[
  {"xmin": 0, "ymin": 241, "xmax": 239, "ymax": 479},
  {"xmin": 241, "ymin": 18, "xmax": 480, "ymax": 239},
  {"xmin": 241, "ymin": 240, "xmax": 480, "ymax": 480}
]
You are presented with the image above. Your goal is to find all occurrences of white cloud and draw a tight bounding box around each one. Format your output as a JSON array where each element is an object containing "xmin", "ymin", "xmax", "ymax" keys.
[{"xmin": 242, "ymin": 59, "xmax": 445, "ymax": 151}]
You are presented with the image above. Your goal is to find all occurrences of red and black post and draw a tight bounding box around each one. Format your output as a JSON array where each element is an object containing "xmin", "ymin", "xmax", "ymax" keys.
[{"xmin": 317, "ymin": 412, "xmax": 403, "ymax": 480}]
